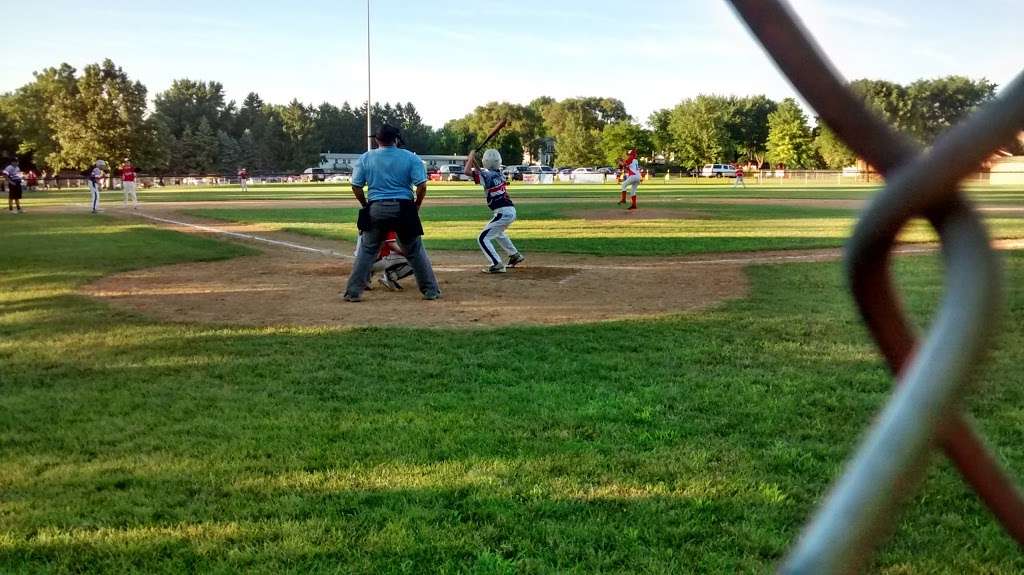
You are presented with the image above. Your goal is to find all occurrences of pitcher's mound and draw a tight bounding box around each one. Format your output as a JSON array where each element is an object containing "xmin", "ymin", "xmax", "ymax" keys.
[{"xmin": 82, "ymin": 251, "xmax": 748, "ymax": 329}]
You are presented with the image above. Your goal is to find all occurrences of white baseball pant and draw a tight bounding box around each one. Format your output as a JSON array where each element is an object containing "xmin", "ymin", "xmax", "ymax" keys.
[
  {"xmin": 478, "ymin": 206, "xmax": 519, "ymax": 267},
  {"xmin": 89, "ymin": 181, "xmax": 101, "ymax": 212},
  {"xmin": 620, "ymin": 174, "xmax": 641, "ymax": 197},
  {"xmin": 123, "ymin": 181, "xmax": 138, "ymax": 206}
]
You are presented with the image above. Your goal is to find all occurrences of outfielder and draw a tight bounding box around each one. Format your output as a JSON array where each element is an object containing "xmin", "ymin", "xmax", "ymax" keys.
[
  {"xmin": 618, "ymin": 148, "xmax": 640, "ymax": 210},
  {"xmin": 87, "ymin": 160, "xmax": 106, "ymax": 213},
  {"xmin": 464, "ymin": 149, "xmax": 525, "ymax": 273},
  {"xmin": 121, "ymin": 158, "xmax": 139, "ymax": 208},
  {"xmin": 734, "ymin": 165, "xmax": 746, "ymax": 188},
  {"xmin": 238, "ymin": 167, "xmax": 249, "ymax": 192}
]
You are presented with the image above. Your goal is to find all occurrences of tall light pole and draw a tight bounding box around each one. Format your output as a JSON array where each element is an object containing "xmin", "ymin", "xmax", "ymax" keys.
[{"xmin": 366, "ymin": 0, "xmax": 372, "ymax": 151}]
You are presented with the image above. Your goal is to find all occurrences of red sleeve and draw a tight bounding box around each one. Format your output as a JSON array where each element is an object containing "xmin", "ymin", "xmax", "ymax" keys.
[{"xmin": 626, "ymin": 149, "xmax": 637, "ymax": 164}]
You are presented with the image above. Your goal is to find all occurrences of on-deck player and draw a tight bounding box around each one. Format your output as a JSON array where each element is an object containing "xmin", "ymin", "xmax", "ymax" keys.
[
  {"xmin": 617, "ymin": 147, "xmax": 640, "ymax": 210},
  {"xmin": 87, "ymin": 160, "xmax": 106, "ymax": 213},
  {"xmin": 464, "ymin": 149, "xmax": 525, "ymax": 274},
  {"xmin": 121, "ymin": 158, "xmax": 139, "ymax": 208}
]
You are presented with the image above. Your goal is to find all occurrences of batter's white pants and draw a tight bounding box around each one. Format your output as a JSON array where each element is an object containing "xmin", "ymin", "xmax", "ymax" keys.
[
  {"xmin": 478, "ymin": 206, "xmax": 519, "ymax": 267},
  {"xmin": 89, "ymin": 182, "xmax": 101, "ymax": 212},
  {"xmin": 123, "ymin": 181, "xmax": 138, "ymax": 206},
  {"xmin": 620, "ymin": 174, "xmax": 641, "ymax": 197}
]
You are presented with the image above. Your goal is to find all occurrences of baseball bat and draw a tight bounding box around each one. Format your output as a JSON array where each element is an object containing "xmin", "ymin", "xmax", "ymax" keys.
[{"xmin": 472, "ymin": 119, "xmax": 508, "ymax": 154}]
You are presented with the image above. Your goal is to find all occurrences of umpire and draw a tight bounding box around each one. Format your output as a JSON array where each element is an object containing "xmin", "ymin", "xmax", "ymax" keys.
[{"xmin": 343, "ymin": 125, "xmax": 441, "ymax": 302}]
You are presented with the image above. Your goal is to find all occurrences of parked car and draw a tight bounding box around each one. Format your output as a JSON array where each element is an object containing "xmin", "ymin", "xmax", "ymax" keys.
[
  {"xmin": 557, "ymin": 167, "xmax": 574, "ymax": 175},
  {"xmin": 325, "ymin": 173, "xmax": 351, "ymax": 183},
  {"xmin": 700, "ymin": 163, "xmax": 737, "ymax": 178},
  {"xmin": 503, "ymin": 165, "xmax": 531, "ymax": 181},
  {"xmin": 439, "ymin": 164, "xmax": 470, "ymax": 181},
  {"xmin": 572, "ymin": 167, "xmax": 597, "ymax": 174},
  {"xmin": 301, "ymin": 167, "xmax": 326, "ymax": 182},
  {"xmin": 596, "ymin": 166, "xmax": 616, "ymax": 175}
]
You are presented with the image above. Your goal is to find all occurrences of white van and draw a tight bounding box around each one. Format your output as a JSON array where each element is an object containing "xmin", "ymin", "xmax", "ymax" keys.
[{"xmin": 700, "ymin": 164, "xmax": 737, "ymax": 178}]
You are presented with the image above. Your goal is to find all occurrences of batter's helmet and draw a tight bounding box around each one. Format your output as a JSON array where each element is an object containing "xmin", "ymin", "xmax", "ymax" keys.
[{"xmin": 482, "ymin": 149, "xmax": 502, "ymax": 171}]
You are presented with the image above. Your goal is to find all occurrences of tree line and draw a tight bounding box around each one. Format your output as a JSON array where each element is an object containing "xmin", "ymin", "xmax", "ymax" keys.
[{"xmin": 0, "ymin": 58, "xmax": 1002, "ymax": 174}]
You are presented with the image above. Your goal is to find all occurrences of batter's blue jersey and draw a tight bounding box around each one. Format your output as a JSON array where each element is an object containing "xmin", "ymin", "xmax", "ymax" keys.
[{"xmin": 474, "ymin": 169, "xmax": 514, "ymax": 210}]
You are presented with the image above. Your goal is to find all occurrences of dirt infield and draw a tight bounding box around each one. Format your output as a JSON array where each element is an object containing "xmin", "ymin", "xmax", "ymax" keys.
[{"xmin": 82, "ymin": 247, "xmax": 750, "ymax": 329}]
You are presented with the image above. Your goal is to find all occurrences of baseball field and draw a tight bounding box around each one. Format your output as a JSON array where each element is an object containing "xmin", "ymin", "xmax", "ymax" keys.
[{"xmin": 3, "ymin": 181, "xmax": 1024, "ymax": 573}]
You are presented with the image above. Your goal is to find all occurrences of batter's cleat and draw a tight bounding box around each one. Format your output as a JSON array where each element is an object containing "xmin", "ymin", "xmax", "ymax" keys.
[
  {"xmin": 627, "ymin": 205, "xmax": 637, "ymax": 211},
  {"xmin": 422, "ymin": 291, "xmax": 441, "ymax": 300},
  {"xmin": 507, "ymin": 253, "xmax": 525, "ymax": 268},
  {"xmin": 617, "ymin": 200, "xmax": 626, "ymax": 205},
  {"xmin": 483, "ymin": 264, "xmax": 507, "ymax": 274},
  {"xmin": 342, "ymin": 292, "xmax": 362, "ymax": 303}
]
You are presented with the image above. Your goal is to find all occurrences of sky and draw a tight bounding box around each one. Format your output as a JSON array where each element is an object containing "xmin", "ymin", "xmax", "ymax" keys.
[{"xmin": 1, "ymin": 0, "xmax": 1020, "ymax": 129}]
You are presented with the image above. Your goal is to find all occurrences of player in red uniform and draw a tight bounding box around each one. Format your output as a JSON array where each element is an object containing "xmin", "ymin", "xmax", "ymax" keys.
[
  {"xmin": 121, "ymin": 158, "xmax": 139, "ymax": 208},
  {"xmin": 617, "ymin": 148, "xmax": 641, "ymax": 210},
  {"xmin": 238, "ymin": 167, "xmax": 249, "ymax": 192}
]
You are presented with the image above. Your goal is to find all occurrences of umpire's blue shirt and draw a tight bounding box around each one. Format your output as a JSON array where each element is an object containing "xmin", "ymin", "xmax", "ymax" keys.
[{"xmin": 352, "ymin": 146, "xmax": 427, "ymax": 202}]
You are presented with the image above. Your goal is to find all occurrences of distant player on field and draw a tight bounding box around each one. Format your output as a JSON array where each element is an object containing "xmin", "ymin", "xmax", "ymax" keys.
[
  {"xmin": 121, "ymin": 158, "xmax": 139, "ymax": 208},
  {"xmin": 238, "ymin": 167, "xmax": 249, "ymax": 192},
  {"xmin": 617, "ymin": 147, "xmax": 640, "ymax": 210},
  {"xmin": 464, "ymin": 148, "xmax": 525, "ymax": 273},
  {"xmin": 733, "ymin": 164, "xmax": 745, "ymax": 188},
  {"xmin": 87, "ymin": 160, "xmax": 106, "ymax": 213},
  {"xmin": 25, "ymin": 169, "xmax": 38, "ymax": 192},
  {"xmin": 3, "ymin": 158, "xmax": 24, "ymax": 214}
]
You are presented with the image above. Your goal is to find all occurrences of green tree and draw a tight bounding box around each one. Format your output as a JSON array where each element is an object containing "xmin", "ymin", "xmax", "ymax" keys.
[
  {"xmin": 813, "ymin": 124, "xmax": 856, "ymax": 169},
  {"xmin": 648, "ymin": 108, "xmax": 674, "ymax": 162},
  {"xmin": 766, "ymin": 98, "xmax": 813, "ymax": 168},
  {"xmin": 279, "ymin": 99, "xmax": 317, "ymax": 170},
  {"xmin": 0, "ymin": 95, "xmax": 19, "ymax": 161},
  {"xmin": 904, "ymin": 76, "xmax": 996, "ymax": 142},
  {"xmin": 6, "ymin": 63, "xmax": 78, "ymax": 167},
  {"xmin": 48, "ymin": 59, "xmax": 151, "ymax": 170},
  {"xmin": 668, "ymin": 95, "xmax": 734, "ymax": 168},
  {"xmin": 553, "ymin": 113, "xmax": 602, "ymax": 166},
  {"xmin": 600, "ymin": 122, "xmax": 652, "ymax": 165},
  {"xmin": 153, "ymin": 79, "xmax": 229, "ymax": 139},
  {"xmin": 729, "ymin": 95, "xmax": 777, "ymax": 165}
]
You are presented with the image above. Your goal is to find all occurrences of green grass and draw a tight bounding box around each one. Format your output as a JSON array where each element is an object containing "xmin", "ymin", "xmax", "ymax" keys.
[
  {"xmin": 19, "ymin": 180, "xmax": 1024, "ymax": 207},
  {"xmin": 185, "ymin": 202, "xmax": 1024, "ymax": 257},
  {"xmin": 1, "ymin": 214, "xmax": 1023, "ymax": 573}
]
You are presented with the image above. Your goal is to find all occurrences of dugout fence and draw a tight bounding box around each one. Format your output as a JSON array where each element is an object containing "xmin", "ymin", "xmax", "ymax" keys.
[{"xmin": 725, "ymin": 1, "xmax": 1024, "ymax": 573}]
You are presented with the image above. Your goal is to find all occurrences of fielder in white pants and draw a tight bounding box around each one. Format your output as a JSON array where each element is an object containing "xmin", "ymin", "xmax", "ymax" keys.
[
  {"xmin": 88, "ymin": 160, "xmax": 106, "ymax": 213},
  {"xmin": 123, "ymin": 181, "xmax": 138, "ymax": 206}
]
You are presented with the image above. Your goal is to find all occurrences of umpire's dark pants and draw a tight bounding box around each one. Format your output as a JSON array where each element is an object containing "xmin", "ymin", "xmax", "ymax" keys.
[{"xmin": 344, "ymin": 200, "xmax": 439, "ymax": 297}]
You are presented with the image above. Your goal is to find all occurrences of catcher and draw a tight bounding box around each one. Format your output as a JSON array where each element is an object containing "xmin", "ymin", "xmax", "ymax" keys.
[{"xmin": 355, "ymin": 230, "xmax": 415, "ymax": 291}]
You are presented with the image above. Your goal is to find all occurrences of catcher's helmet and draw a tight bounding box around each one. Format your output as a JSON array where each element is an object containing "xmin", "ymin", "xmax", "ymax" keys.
[{"xmin": 481, "ymin": 148, "xmax": 502, "ymax": 171}]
